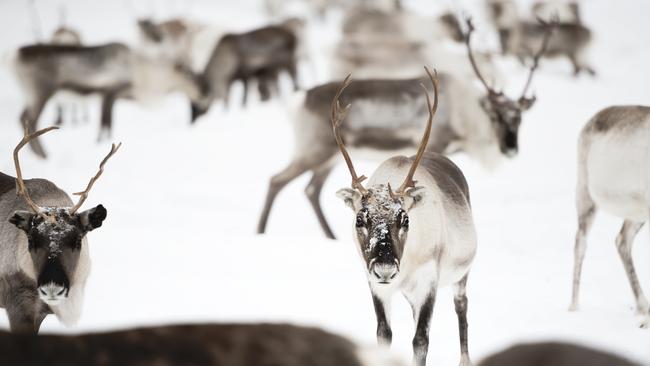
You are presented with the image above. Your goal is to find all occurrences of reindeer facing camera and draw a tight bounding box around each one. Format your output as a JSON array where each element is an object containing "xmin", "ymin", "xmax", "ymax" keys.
[
  {"xmin": 333, "ymin": 68, "xmax": 476, "ymax": 366},
  {"xmin": 0, "ymin": 127, "xmax": 119, "ymax": 333}
]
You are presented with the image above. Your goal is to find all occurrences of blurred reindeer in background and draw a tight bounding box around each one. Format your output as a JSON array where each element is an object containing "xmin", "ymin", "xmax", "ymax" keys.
[
  {"xmin": 479, "ymin": 342, "xmax": 640, "ymax": 366},
  {"xmin": 0, "ymin": 127, "xmax": 118, "ymax": 333},
  {"xmin": 257, "ymin": 17, "xmax": 552, "ymax": 239},
  {"xmin": 139, "ymin": 17, "xmax": 308, "ymax": 107},
  {"xmin": 486, "ymin": 0, "xmax": 594, "ymax": 76},
  {"xmin": 13, "ymin": 42, "xmax": 210, "ymax": 157},
  {"xmin": 0, "ymin": 323, "xmax": 405, "ymax": 366},
  {"xmin": 202, "ymin": 19, "xmax": 306, "ymax": 107},
  {"xmin": 333, "ymin": 8, "xmax": 500, "ymax": 83},
  {"xmin": 265, "ymin": 0, "xmax": 401, "ymax": 20}
]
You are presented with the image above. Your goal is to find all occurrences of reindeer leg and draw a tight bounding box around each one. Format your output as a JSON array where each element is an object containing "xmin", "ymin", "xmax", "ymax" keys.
[
  {"xmin": 241, "ymin": 79, "xmax": 249, "ymax": 107},
  {"xmin": 305, "ymin": 163, "xmax": 336, "ymax": 239},
  {"xmin": 454, "ymin": 275, "xmax": 471, "ymax": 366},
  {"xmin": 4, "ymin": 273, "xmax": 41, "ymax": 334},
  {"xmin": 258, "ymin": 76, "xmax": 271, "ymax": 102},
  {"xmin": 257, "ymin": 161, "xmax": 311, "ymax": 235},
  {"xmin": 98, "ymin": 92, "xmax": 118, "ymax": 141},
  {"xmin": 21, "ymin": 92, "xmax": 52, "ymax": 159},
  {"xmin": 371, "ymin": 292, "xmax": 392, "ymax": 346},
  {"xmin": 570, "ymin": 186, "xmax": 596, "ymax": 311},
  {"xmin": 55, "ymin": 104, "xmax": 64, "ymax": 126},
  {"xmin": 288, "ymin": 62, "xmax": 299, "ymax": 91},
  {"xmin": 615, "ymin": 220, "xmax": 649, "ymax": 316},
  {"xmin": 411, "ymin": 291, "xmax": 435, "ymax": 366}
]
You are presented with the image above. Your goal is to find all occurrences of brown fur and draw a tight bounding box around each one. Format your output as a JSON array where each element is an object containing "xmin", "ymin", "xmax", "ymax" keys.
[{"xmin": 0, "ymin": 323, "xmax": 365, "ymax": 366}]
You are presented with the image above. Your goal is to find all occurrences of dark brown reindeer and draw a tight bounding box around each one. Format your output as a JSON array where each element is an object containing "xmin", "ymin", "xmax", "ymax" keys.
[
  {"xmin": 0, "ymin": 323, "xmax": 405, "ymax": 366},
  {"xmin": 0, "ymin": 127, "xmax": 119, "ymax": 333},
  {"xmin": 257, "ymin": 17, "xmax": 551, "ymax": 239},
  {"xmin": 334, "ymin": 68, "xmax": 476, "ymax": 366},
  {"xmin": 13, "ymin": 42, "xmax": 209, "ymax": 158},
  {"xmin": 202, "ymin": 20, "xmax": 303, "ymax": 108},
  {"xmin": 479, "ymin": 342, "xmax": 640, "ymax": 366}
]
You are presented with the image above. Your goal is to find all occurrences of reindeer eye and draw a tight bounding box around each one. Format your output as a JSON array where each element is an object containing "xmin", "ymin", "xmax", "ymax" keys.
[
  {"xmin": 356, "ymin": 215, "xmax": 364, "ymax": 227},
  {"xmin": 398, "ymin": 210, "xmax": 409, "ymax": 228}
]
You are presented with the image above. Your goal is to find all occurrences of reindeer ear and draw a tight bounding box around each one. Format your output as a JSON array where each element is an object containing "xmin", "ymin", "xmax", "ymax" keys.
[
  {"xmin": 9, "ymin": 211, "xmax": 34, "ymax": 232},
  {"xmin": 518, "ymin": 96, "xmax": 536, "ymax": 111},
  {"xmin": 78, "ymin": 204, "xmax": 107, "ymax": 232},
  {"xmin": 336, "ymin": 188, "xmax": 361, "ymax": 210},
  {"xmin": 404, "ymin": 187, "xmax": 426, "ymax": 211}
]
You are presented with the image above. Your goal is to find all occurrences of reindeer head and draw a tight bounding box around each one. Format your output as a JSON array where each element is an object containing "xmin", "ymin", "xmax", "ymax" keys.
[
  {"xmin": 463, "ymin": 16, "xmax": 553, "ymax": 157},
  {"xmin": 335, "ymin": 68, "xmax": 438, "ymax": 285},
  {"xmin": 8, "ymin": 127, "xmax": 119, "ymax": 305}
]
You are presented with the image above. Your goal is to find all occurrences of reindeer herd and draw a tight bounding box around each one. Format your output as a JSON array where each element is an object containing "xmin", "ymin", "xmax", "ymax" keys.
[{"xmin": 0, "ymin": 0, "xmax": 648, "ymax": 365}]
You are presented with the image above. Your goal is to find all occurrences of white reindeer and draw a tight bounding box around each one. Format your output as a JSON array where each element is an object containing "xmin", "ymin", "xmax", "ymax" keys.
[
  {"xmin": 570, "ymin": 105, "xmax": 650, "ymax": 328},
  {"xmin": 335, "ymin": 68, "xmax": 477, "ymax": 366}
]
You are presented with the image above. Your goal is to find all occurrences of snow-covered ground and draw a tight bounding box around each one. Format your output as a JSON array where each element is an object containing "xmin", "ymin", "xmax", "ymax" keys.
[{"xmin": 0, "ymin": 0, "xmax": 649, "ymax": 364}]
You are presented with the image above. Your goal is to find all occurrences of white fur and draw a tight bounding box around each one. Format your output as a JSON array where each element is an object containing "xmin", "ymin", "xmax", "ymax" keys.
[{"xmin": 585, "ymin": 126, "xmax": 650, "ymax": 221}]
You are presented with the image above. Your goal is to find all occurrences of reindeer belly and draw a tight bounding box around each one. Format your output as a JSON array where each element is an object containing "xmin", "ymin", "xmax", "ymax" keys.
[{"xmin": 587, "ymin": 136, "xmax": 650, "ymax": 221}]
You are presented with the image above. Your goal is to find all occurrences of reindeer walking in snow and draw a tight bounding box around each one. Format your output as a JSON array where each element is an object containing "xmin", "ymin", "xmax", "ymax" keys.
[
  {"xmin": 570, "ymin": 105, "xmax": 650, "ymax": 328},
  {"xmin": 257, "ymin": 17, "xmax": 551, "ymax": 239},
  {"xmin": 335, "ymin": 68, "xmax": 477, "ymax": 366},
  {"xmin": 0, "ymin": 127, "xmax": 119, "ymax": 333},
  {"xmin": 13, "ymin": 43, "xmax": 209, "ymax": 158}
]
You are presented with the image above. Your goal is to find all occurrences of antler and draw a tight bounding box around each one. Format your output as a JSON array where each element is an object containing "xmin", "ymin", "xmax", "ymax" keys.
[
  {"xmin": 519, "ymin": 16, "xmax": 557, "ymax": 102},
  {"xmin": 330, "ymin": 75, "xmax": 368, "ymax": 195},
  {"xmin": 389, "ymin": 67, "xmax": 439, "ymax": 199},
  {"xmin": 69, "ymin": 143, "xmax": 122, "ymax": 214},
  {"xmin": 13, "ymin": 126, "xmax": 59, "ymax": 215},
  {"xmin": 463, "ymin": 16, "xmax": 500, "ymax": 97}
]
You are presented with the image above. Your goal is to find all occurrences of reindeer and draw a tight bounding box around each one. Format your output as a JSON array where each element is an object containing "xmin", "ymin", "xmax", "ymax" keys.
[
  {"xmin": 257, "ymin": 17, "xmax": 550, "ymax": 239},
  {"xmin": 13, "ymin": 43, "xmax": 209, "ymax": 158},
  {"xmin": 332, "ymin": 68, "xmax": 476, "ymax": 366},
  {"xmin": 0, "ymin": 127, "xmax": 119, "ymax": 333},
  {"xmin": 0, "ymin": 323, "xmax": 405, "ymax": 366},
  {"xmin": 570, "ymin": 105, "xmax": 650, "ymax": 329},
  {"xmin": 334, "ymin": 9, "xmax": 499, "ymax": 81},
  {"xmin": 202, "ymin": 20, "xmax": 303, "ymax": 107},
  {"xmin": 487, "ymin": 1, "xmax": 593, "ymax": 75},
  {"xmin": 479, "ymin": 342, "xmax": 640, "ymax": 366}
]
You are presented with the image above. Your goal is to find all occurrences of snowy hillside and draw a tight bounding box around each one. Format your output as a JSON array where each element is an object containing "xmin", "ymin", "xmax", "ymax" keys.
[{"xmin": 0, "ymin": 0, "xmax": 648, "ymax": 364}]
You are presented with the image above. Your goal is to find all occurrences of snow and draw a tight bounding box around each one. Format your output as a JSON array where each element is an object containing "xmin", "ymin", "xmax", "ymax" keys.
[{"xmin": 0, "ymin": 0, "xmax": 649, "ymax": 364}]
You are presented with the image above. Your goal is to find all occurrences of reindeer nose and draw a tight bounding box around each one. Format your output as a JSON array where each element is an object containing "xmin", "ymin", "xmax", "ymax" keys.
[
  {"xmin": 38, "ymin": 283, "xmax": 68, "ymax": 304},
  {"xmin": 372, "ymin": 263, "xmax": 399, "ymax": 283}
]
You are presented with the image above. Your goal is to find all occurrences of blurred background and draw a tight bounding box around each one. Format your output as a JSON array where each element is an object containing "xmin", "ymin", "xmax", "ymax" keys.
[{"xmin": 0, "ymin": 0, "xmax": 649, "ymax": 364}]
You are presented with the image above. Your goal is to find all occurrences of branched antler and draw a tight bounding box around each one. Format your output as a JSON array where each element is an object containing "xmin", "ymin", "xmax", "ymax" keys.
[
  {"xmin": 389, "ymin": 67, "xmax": 439, "ymax": 199},
  {"xmin": 330, "ymin": 75, "xmax": 368, "ymax": 195},
  {"xmin": 13, "ymin": 126, "xmax": 59, "ymax": 215},
  {"xmin": 69, "ymin": 143, "xmax": 122, "ymax": 214},
  {"xmin": 519, "ymin": 15, "xmax": 558, "ymax": 102},
  {"xmin": 463, "ymin": 16, "xmax": 501, "ymax": 97}
]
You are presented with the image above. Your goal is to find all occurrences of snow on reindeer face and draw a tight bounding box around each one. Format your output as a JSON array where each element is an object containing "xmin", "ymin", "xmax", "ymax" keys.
[
  {"xmin": 338, "ymin": 185, "xmax": 415, "ymax": 285},
  {"xmin": 9, "ymin": 205, "xmax": 106, "ymax": 306}
]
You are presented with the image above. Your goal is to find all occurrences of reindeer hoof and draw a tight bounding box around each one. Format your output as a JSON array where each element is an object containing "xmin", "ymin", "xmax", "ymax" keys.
[
  {"xmin": 459, "ymin": 354, "xmax": 472, "ymax": 366},
  {"xmin": 568, "ymin": 303, "xmax": 579, "ymax": 312}
]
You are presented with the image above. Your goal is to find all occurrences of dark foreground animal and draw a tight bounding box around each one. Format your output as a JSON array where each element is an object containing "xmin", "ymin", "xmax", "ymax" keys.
[
  {"xmin": 0, "ymin": 323, "xmax": 403, "ymax": 366},
  {"xmin": 479, "ymin": 342, "xmax": 640, "ymax": 366}
]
